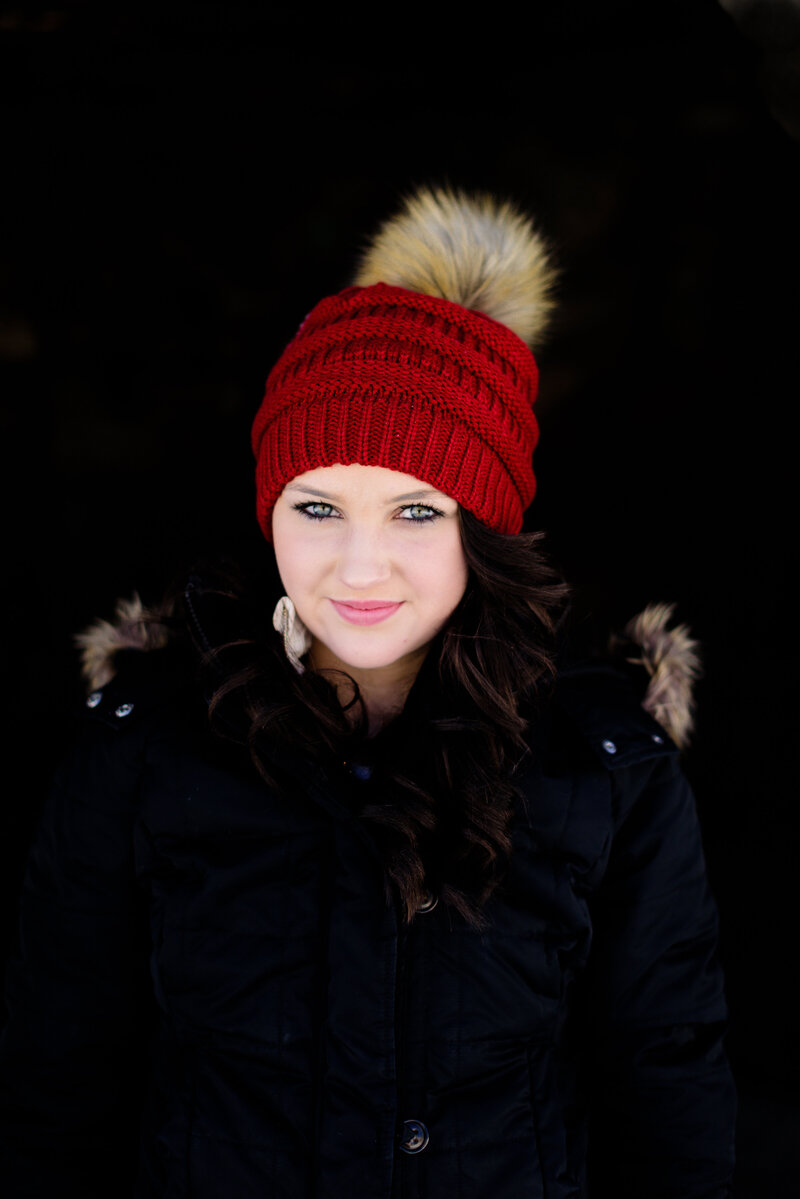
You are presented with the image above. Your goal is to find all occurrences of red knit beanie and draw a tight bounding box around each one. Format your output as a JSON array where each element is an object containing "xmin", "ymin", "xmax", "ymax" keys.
[{"xmin": 251, "ymin": 188, "xmax": 556, "ymax": 538}]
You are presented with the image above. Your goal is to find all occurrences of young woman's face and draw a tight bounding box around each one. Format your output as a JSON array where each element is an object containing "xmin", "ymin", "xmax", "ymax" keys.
[{"xmin": 271, "ymin": 463, "xmax": 469, "ymax": 674}]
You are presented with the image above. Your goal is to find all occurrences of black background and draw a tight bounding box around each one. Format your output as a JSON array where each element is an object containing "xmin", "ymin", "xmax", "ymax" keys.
[{"xmin": 1, "ymin": 2, "xmax": 798, "ymax": 1193}]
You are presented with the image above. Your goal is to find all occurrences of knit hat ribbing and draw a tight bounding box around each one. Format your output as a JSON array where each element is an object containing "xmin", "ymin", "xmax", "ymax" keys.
[{"xmin": 251, "ymin": 188, "xmax": 555, "ymax": 538}]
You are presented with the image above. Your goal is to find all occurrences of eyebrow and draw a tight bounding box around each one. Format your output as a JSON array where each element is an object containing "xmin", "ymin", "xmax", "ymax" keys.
[{"xmin": 285, "ymin": 484, "xmax": 446, "ymax": 504}]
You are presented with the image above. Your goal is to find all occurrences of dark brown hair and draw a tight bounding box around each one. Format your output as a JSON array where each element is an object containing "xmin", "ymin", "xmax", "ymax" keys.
[{"xmin": 197, "ymin": 510, "xmax": 568, "ymax": 928}]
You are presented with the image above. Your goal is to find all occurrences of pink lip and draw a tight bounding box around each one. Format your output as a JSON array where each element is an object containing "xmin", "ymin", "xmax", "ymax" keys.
[{"xmin": 330, "ymin": 599, "xmax": 403, "ymax": 626}]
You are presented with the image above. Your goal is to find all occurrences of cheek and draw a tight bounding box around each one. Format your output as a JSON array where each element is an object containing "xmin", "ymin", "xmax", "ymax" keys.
[
  {"xmin": 413, "ymin": 533, "xmax": 468, "ymax": 612},
  {"xmin": 272, "ymin": 524, "xmax": 338, "ymax": 631},
  {"xmin": 275, "ymin": 551, "xmax": 320, "ymax": 606},
  {"xmin": 272, "ymin": 511, "xmax": 315, "ymax": 597},
  {"xmin": 445, "ymin": 551, "xmax": 469, "ymax": 609}
]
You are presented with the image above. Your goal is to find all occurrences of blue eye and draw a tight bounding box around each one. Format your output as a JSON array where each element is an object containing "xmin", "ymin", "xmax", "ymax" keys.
[
  {"xmin": 293, "ymin": 501, "xmax": 338, "ymax": 521},
  {"xmin": 291, "ymin": 500, "xmax": 445, "ymax": 523},
  {"xmin": 397, "ymin": 504, "xmax": 444, "ymax": 523}
]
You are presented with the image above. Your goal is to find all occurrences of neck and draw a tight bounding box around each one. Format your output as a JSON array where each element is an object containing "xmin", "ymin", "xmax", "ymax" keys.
[{"xmin": 308, "ymin": 640, "xmax": 429, "ymax": 736}]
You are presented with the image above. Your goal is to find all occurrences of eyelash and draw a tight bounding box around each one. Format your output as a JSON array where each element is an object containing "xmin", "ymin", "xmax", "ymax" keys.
[{"xmin": 292, "ymin": 502, "xmax": 445, "ymax": 524}]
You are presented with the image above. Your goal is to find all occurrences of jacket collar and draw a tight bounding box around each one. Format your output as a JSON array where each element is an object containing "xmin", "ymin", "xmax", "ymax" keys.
[{"xmin": 76, "ymin": 581, "xmax": 700, "ymax": 753}]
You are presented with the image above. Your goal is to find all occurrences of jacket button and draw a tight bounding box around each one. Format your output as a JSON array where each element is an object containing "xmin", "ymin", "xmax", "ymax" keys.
[
  {"xmin": 86, "ymin": 691, "xmax": 103, "ymax": 708},
  {"xmin": 417, "ymin": 890, "xmax": 438, "ymax": 914},
  {"xmin": 400, "ymin": 1119, "xmax": 429, "ymax": 1154},
  {"xmin": 114, "ymin": 703, "xmax": 134, "ymax": 718},
  {"xmin": 601, "ymin": 738, "xmax": 617, "ymax": 755}
]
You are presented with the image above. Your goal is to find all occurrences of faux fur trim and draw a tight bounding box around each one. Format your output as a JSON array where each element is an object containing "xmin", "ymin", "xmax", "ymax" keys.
[
  {"xmin": 352, "ymin": 187, "xmax": 557, "ymax": 350},
  {"xmin": 75, "ymin": 594, "xmax": 170, "ymax": 692},
  {"xmin": 76, "ymin": 595, "xmax": 699, "ymax": 749},
  {"xmin": 617, "ymin": 602, "xmax": 701, "ymax": 751}
]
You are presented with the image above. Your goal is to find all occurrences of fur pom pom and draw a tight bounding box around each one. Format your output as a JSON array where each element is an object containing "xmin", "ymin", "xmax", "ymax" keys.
[{"xmin": 353, "ymin": 187, "xmax": 557, "ymax": 349}]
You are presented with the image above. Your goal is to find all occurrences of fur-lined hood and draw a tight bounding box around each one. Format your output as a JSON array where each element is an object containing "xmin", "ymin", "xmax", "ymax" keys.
[{"xmin": 75, "ymin": 598, "xmax": 700, "ymax": 752}]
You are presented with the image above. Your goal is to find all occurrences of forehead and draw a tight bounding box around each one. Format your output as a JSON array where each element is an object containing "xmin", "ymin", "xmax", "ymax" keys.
[{"xmin": 283, "ymin": 463, "xmax": 454, "ymax": 504}]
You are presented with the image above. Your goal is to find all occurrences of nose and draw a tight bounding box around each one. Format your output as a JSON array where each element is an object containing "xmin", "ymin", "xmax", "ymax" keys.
[{"xmin": 336, "ymin": 525, "xmax": 392, "ymax": 591}]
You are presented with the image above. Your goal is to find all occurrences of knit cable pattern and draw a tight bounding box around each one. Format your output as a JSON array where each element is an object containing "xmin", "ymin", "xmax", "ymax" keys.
[{"xmin": 251, "ymin": 283, "xmax": 540, "ymax": 537}]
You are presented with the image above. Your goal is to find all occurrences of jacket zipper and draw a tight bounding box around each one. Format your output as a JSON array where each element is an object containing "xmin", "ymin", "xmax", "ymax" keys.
[
  {"xmin": 311, "ymin": 837, "xmax": 336, "ymax": 1194},
  {"xmin": 391, "ymin": 899, "xmax": 411, "ymax": 1199}
]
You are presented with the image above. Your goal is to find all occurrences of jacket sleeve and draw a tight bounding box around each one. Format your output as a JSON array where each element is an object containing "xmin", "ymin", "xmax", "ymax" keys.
[
  {"xmin": 0, "ymin": 714, "xmax": 151, "ymax": 1198},
  {"xmin": 581, "ymin": 752, "xmax": 736, "ymax": 1198}
]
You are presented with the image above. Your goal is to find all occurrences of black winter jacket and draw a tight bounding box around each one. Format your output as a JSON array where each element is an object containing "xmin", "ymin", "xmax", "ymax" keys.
[{"xmin": 0, "ymin": 598, "xmax": 736, "ymax": 1199}]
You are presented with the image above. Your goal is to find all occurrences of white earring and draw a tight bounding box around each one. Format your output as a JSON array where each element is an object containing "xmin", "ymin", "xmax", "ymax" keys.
[{"xmin": 272, "ymin": 596, "xmax": 312, "ymax": 674}]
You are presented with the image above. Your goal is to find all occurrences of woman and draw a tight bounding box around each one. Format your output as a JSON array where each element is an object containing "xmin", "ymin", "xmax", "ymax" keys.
[{"xmin": 0, "ymin": 188, "xmax": 736, "ymax": 1197}]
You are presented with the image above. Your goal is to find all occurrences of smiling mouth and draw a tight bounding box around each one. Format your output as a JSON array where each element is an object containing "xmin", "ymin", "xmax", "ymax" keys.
[{"xmin": 329, "ymin": 599, "xmax": 403, "ymax": 626}]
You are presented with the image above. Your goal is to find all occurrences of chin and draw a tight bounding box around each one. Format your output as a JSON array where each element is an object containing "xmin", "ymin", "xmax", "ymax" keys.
[
  {"xmin": 335, "ymin": 642, "xmax": 409, "ymax": 672},
  {"xmin": 318, "ymin": 629, "xmax": 422, "ymax": 673}
]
